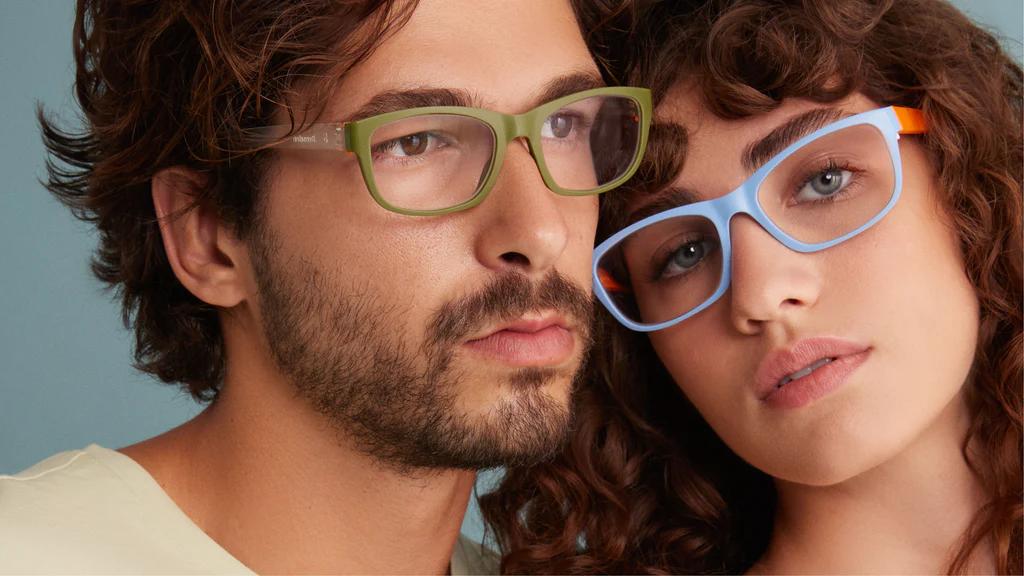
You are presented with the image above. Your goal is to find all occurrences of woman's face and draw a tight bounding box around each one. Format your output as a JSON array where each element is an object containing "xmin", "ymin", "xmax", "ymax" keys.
[{"xmin": 638, "ymin": 87, "xmax": 979, "ymax": 485}]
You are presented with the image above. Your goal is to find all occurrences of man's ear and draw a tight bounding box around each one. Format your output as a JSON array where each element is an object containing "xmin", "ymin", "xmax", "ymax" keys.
[{"xmin": 152, "ymin": 167, "xmax": 248, "ymax": 308}]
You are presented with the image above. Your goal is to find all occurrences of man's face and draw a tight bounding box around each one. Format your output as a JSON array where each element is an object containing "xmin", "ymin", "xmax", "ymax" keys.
[{"xmin": 247, "ymin": 0, "xmax": 601, "ymax": 470}]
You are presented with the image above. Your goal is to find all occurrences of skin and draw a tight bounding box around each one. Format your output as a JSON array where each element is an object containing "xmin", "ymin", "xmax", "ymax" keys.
[
  {"xmin": 644, "ymin": 85, "xmax": 986, "ymax": 572},
  {"xmin": 122, "ymin": 0, "xmax": 601, "ymax": 573}
]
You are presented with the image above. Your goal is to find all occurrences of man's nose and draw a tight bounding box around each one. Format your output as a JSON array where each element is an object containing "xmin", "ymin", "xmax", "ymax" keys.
[{"xmin": 472, "ymin": 143, "xmax": 584, "ymax": 277}]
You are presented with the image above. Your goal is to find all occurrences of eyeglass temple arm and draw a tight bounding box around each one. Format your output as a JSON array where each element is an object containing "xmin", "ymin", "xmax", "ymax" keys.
[
  {"xmin": 598, "ymin": 268, "xmax": 632, "ymax": 294},
  {"xmin": 245, "ymin": 123, "xmax": 349, "ymax": 152},
  {"xmin": 893, "ymin": 107, "xmax": 927, "ymax": 134}
]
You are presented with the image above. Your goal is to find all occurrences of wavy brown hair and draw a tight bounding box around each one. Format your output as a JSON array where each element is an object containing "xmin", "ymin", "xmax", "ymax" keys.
[
  {"xmin": 38, "ymin": 0, "xmax": 418, "ymax": 400},
  {"xmin": 39, "ymin": 0, "xmax": 636, "ymax": 401},
  {"xmin": 480, "ymin": 0, "xmax": 1023, "ymax": 573}
]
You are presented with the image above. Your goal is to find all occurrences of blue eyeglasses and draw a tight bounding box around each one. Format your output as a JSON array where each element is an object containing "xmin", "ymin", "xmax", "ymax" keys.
[{"xmin": 593, "ymin": 106, "xmax": 928, "ymax": 332}]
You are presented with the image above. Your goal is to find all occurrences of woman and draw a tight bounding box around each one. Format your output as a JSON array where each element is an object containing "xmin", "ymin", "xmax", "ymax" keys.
[{"xmin": 480, "ymin": 0, "xmax": 1022, "ymax": 573}]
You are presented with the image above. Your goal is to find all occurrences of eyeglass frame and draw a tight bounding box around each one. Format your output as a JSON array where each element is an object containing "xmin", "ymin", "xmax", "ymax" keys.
[
  {"xmin": 593, "ymin": 105, "xmax": 928, "ymax": 333},
  {"xmin": 247, "ymin": 86, "xmax": 652, "ymax": 216}
]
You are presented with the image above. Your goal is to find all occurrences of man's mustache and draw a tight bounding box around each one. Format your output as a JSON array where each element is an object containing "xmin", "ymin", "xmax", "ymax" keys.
[{"xmin": 425, "ymin": 271, "xmax": 594, "ymax": 350}]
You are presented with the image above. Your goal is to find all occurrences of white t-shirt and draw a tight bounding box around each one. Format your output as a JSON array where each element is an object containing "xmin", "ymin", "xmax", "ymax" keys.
[{"xmin": 0, "ymin": 445, "xmax": 498, "ymax": 574}]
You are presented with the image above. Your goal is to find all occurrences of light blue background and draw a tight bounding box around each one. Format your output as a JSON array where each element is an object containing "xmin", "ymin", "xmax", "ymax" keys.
[{"xmin": 1, "ymin": 0, "xmax": 1021, "ymax": 545}]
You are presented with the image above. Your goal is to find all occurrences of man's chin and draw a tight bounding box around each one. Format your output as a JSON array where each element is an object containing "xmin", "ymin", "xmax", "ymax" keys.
[
  {"xmin": 456, "ymin": 396, "xmax": 574, "ymax": 469},
  {"xmin": 444, "ymin": 369, "xmax": 577, "ymax": 468}
]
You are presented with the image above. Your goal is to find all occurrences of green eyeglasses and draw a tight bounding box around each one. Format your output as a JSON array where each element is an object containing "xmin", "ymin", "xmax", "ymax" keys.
[{"xmin": 249, "ymin": 87, "xmax": 652, "ymax": 216}]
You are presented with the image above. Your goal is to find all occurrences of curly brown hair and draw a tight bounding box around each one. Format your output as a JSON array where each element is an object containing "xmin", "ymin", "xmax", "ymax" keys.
[
  {"xmin": 39, "ymin": 0, "xmax": 638, "ymax": 401},
  {"xmin": 480, "ymin": 0, "xmax": 1023, "ymax": 573}
]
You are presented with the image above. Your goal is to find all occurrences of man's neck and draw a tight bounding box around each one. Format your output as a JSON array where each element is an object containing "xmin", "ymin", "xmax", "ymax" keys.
[
  {"xmin": 121, "ymin": 346, "xmax": 476, "ymax": 574},
  {"xmin": 753, "ymin": 392, "xmax": 992, "ymax": 574}
]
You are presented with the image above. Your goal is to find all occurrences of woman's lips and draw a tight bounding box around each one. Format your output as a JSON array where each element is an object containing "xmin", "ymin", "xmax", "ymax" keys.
[
  {"xmin": 463, "ymin": 319, "xmax": 575, "ymax": 367},
  {"xmin": 755, "ymin": 337, "xmax": 872, "ymax": 409}
]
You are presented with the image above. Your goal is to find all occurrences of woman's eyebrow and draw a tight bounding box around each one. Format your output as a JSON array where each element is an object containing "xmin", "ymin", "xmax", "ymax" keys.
[
  {"xmin": 742, "ymin": 107, "xmax": 847, "ymax": 172},
  {"xmin": 625, "ymin": 186, "xmax": 701, "ymax": 226},
  {"xmin": 622, "ymin": 109, "xmax": 850, "ymax": 226}
]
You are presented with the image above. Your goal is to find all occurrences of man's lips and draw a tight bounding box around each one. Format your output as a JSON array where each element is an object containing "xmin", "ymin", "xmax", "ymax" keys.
[
  {"xmin": 463, "ymin": 315, "xmax": 575, "ymax": 367},
  {"xmin": 754, "ymin": 337, "xmax": 871, "ymax": 407}
]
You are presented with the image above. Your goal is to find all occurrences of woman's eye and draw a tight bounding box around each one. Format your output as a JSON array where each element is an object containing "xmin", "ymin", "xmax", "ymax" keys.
[
  {"xmin": 542, "ymin": 113, "xmax": 576, "ymax": 139},
  {"xmin": 661, "ymin": 238, "xmax": 715, "ymax": 279},
  {"xmin": 796, "ymin": 167, "xmax": 853, "ymax": 202}
]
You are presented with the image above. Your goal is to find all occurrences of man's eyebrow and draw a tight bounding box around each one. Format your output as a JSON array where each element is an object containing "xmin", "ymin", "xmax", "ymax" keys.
[
  {"xmin": 531, "ymin": 71, "xmax": 605, "ymax": 107},
  {"xmin": 348, "ymin": 88, "xmax": 475, "ymax": 122},
  {"xmin": 344, "ymin": 72, "xmax": 604, "ymax": 123},
  {"xmin": 742, "ymin": 107, "xmax": 847, "ymax": 172}
]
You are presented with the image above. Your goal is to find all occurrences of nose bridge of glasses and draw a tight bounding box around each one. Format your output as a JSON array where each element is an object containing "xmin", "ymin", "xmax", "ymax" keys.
[
  {"xmin": 489, "ymin": 112, "xmax": 543, "ymax": 175},
  {"xmin": 723, "ymin": 169, "xmax": 808, "ymax": 253},
  {"xmin": 715, "ymin": 180, "xmax": 759, "ymax": 229},
  {"xmin": 503, "ymin": 112, "xmax": 536, "ymax": 153}
]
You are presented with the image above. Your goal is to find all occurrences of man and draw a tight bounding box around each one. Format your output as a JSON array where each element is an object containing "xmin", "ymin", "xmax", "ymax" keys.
[{"xmin": 0, "ymin": 0, "xmax": 648, "ymax": 573}]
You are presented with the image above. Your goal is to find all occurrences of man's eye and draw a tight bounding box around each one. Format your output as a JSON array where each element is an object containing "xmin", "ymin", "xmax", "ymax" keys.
[
  {"xmin": 397, "ymin": 133, "xmax": 429, "ymax": 156},
  {"xmin": 373, "ymin": 132, "xmax": 445, "ymax": 159},
  {"xmin": 542, "ymin": 113, "xmax": 576, "ymax": 139}
]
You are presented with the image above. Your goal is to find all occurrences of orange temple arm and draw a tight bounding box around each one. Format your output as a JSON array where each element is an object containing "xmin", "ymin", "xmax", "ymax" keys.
[
  {"xmin": 893, "ymin": 106, "xmax": 928, "ymax": 134},
  {"xmin": 598, "ymin": 268, "xmax": 630, "ymax": 293}
]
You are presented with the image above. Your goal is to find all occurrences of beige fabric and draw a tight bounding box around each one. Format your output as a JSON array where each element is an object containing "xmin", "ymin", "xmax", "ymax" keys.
[{"xmin": 0, "ymin": 445, "xmax": 498, "ymax": 574}]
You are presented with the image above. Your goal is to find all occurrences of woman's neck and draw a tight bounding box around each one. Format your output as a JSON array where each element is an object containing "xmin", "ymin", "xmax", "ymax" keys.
[{"xmin": 753, "ymin": 393, "xmax": 993, "ymax": 574}]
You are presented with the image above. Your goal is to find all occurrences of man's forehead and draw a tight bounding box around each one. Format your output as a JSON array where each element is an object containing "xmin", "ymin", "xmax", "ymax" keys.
[{"xmin": 320, "ymin": 0, "xmax": 599, "ymax": 119}]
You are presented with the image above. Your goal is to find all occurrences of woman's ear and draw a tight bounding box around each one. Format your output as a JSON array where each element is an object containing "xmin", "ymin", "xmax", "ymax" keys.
[{"xmin": 151, "ymin": 167, "xmax": 248, "ymax": 308}]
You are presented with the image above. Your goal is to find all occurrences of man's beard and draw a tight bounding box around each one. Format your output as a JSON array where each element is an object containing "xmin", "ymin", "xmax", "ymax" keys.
[{"xmin": 250, "ymin": 232, "xmax": 593, "ymax": 472}]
